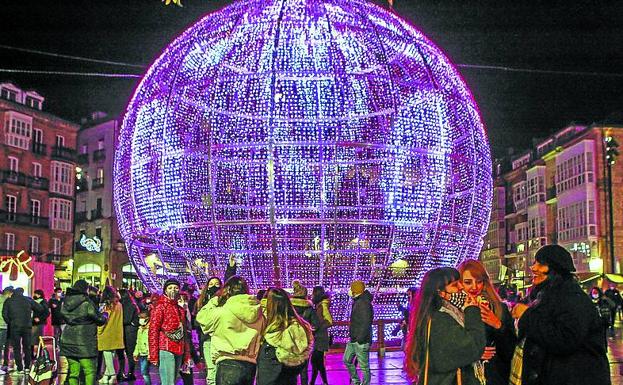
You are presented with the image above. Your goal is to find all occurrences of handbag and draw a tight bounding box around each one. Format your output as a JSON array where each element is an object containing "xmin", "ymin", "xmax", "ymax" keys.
[
  {"xmin": 423, "ymin": 318, "xmax": 462, "ymax": 385},
  {"xmin": 29, "ymin": 337, "xmax": 56, "ymax": 385}
]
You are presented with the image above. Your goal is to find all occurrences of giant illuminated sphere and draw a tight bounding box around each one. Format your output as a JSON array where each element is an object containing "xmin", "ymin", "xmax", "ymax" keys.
[{"xmin": 114, "ymin": 0, "xmax": 492, "ymax": 329}]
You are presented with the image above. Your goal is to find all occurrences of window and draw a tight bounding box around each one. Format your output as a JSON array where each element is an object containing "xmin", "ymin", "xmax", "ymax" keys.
[
  {"xmin": 98, "ymin": 139, "xmax": 105, "ymax": 150},
  {"xmin": 29, "ymin": 235, "xmax": 40, "ymax": 253},
  {"xmin": 4, "ymin": 113, "xmax": 32, "ymax": 149},
  {"xmin": 556, "ymin": 151, "xmax": 594, "ymax": 194},
  {"xmin": 32, "ymin": 162, "xmax": 42, "ymax": 178},
  {"xmin": 557, "ymin": 201, "xmax": 594, "ymax": 241},
  {"xmin": 80, "ymin": 144, "xmax": 88, "ymax": 154},
  {"xmin": 50, "ymin": 161, "xmax": 74, "ymax": 195},
  {"xmin": 4, "ymin": 195, "xmax": 17, "ymax": 214},
  {"xmin": 25, "ymin": 97, "xmax": 41, "ymax": 110},
  {"xmin": 77, "ymin": 263, "xmax": 101, "ymax": 273},
  {"xmin": 56, "ymin": 135, "xmax": 65, "ymax": 148},
  {"xmin": 33, "ymin": 128, "xmax": 43, "ymax": 144},
  {"xmin": 49, "ymin": 198, "xmax": 72, "ymax": 232},
  {"xmin": 52, "ymin": 237, "xmax": 62, "ymax": 255},
  {"xmin": 1, "ymin": 88, "xmax": 17, "ymax": 101},
  {"xmin": 97, "ymin": 168, "xmax": 104, "ymax": 179},
  {"xmin": 5, "ymin": 233, "xmax": 15, "ymax": 251},
  {"xmin": 30, "ymin": 199, "xmax": 41, "ymax": 218},
  {"xmin": 8, "ymin": 156, "xmax": 19, "ymax": 172},
  {"xmin": 95, "ymin": 227, "xmax": 102, "ymax": 239}
]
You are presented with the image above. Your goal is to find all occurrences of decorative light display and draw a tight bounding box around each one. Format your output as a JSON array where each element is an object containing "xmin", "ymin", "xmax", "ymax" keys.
[
  {"xmin": 114, "ymin": 0, "xmax": 492, "ymax": 341},
  {"xmin": 79, "ymin": 234, "xmax": 103, "ymax": 253}
]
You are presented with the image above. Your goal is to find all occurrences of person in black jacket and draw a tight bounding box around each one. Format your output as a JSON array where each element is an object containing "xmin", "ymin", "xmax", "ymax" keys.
[
  {"xmin": 120, "ymin": 289, "xmax": 140, "ymax": 381},
  {"xmin": 2, "ymin": 287, "xmax": 43, "ymax": 373},
  {"xmin": 61, "ymin": 279, "xmax": 108, "ymax": 385},
  {"xmin": 31, "ymin": 289, "xmax": 50, "ymax": 357},
  {"xmin": 291, "ymin": 280, "xmax": 320, "ymax": 385},
  {"xmin": 49, "ymin": 288, "xmax": 65, "ymax": 342},
  {"xmin": 343, "ymin": 280, "xmax": 373, "ymax": 385},
  {"xmin": 510, "ymin": 245, "xmax": 610, "ymax": 385}
]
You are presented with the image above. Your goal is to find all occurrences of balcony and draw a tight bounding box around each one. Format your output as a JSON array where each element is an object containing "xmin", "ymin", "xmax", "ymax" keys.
[
  {"xmin": 77, "ymin": 153, "xmax": 89, "ymax": 164},
  {"xmin": 92, "ymin": 177, "xmax": 105, "ymax": 189},
  {"xmin": 47, "ymin": 254, "xmax": 68, "ymax": 264},
  {"xmin": 75, "ymin": 211, "xmax": 88, "ymax": 223},
  {"xmin": 93, "ymin": 149, "xmax": 106, "ymax": 162},
  {"xmin": 32, "ymin": 142, "xmax": 46, "ymax": 155},
  {"xmin": 0, "ymin": 249, "xmax": 18, "ymax": 257},
  {"xmin": 52, "ymin": 146, "xmax": 76, "ymax": 162},
  {"xmin": 0, "ymin": 211, "xmax": 49, "ymax": 228},
  {"xmin": 27, "ymin": 176, "xmax": 49, "ymax": 190},
  {"xmin": 91, "ymin": 208, "xmax": 103, "ymax": 220},
  {"xmin": 1, "ymin": 170, "xmax": 27, "ymax": 186}
]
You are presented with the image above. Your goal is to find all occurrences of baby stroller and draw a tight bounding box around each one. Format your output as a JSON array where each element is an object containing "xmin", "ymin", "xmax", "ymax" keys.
[{"xmin": 29, "ymin": 336, "xmax": 57, "ymax": 385}]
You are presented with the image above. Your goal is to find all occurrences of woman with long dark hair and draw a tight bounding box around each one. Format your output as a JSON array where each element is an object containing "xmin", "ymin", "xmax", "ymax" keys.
[
  {"xmin": 195, "ymin": 276, "xmax": 223, "ymax": 385},
  {"xmin": 196, "ymin": 276, "xmax": 265, "ymax": 385},
  {"xmin": 310, "ymin": 286, "xmax": 332, "ymax": 385},
  {"xmin": 97, "ymin": 286, "xmax": 125, "ymax": 384},
  {"xmin": 458, "ymin": 259, "xmax": 517, "ymax": 385},
  {"xmin": 404, "ymin": 267, "xmax": 485, "ymax": 384},
  {"xmin": 256, "ymin": 288, "xmax": 314, "ymax": 385},
  {"xmin": 509, "ymin": 245, "xmax": 610, "ymax": 385}
]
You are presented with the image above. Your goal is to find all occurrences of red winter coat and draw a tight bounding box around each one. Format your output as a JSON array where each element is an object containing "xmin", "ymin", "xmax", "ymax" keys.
[{"xmin": 148, "ymin": 295, "xmax": 190, "ymax": 364}]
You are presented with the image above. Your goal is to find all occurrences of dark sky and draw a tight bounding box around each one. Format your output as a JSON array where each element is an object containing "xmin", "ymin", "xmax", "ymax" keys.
[{"xmin": 1, "ymin": 0, "xmax": 622, "ymax": 157}]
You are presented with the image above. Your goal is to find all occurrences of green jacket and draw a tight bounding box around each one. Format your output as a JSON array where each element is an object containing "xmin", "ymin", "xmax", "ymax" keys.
[
  {"xmin": 134, "ymin": 325, "xmax": 149, "ymax": 357},
  {"xmin": 418, "ymin": 305, "xmax": 486, "ymax": 385}
]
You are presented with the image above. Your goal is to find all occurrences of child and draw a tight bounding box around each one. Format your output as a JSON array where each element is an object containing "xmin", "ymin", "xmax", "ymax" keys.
[{"xmin": 133, "ymin": 311, "xmax": 151, "ymax": 385}]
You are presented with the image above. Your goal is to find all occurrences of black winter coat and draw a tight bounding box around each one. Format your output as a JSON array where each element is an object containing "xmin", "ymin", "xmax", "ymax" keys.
[
  {"xmin": 292, "ymin": 297, "xmax": 320, "ymax": 331},
  {"xmin": 349, "ymin": 290, "xmax": 373, "ymax": 344},
  {"xmin": 121, "ymin": 297, "xmax": 140, "ymax": 328},
  {"xmin": 49, "ymin": 297, "xmax": 64, "ymax": 326},
  {"xmin": 484, "ymin": 304, "xmax": 517, "ymax": 385},
  {"xmin": 32, "ymin": 298, "xmax": 50, "ymax": 326},
  {"xmin": 60, "ymin": 288, "xmax": 107, "ymax": 358},
  {"xmin": 2, "ymin": 292, "xmax": 43, "ymax": 329},
  {"xmin": 518, "ymin": 278, "xmax": 611, "ymax": 385}
]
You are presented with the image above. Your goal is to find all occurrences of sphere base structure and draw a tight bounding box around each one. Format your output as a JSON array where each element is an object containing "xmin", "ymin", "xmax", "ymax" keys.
[{"xmin": 114, "ymin": 0, "xmax": 492, "ymax": 341}]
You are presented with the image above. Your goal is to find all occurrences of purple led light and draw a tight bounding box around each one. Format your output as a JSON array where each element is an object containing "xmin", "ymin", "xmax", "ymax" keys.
[{"xmin": 114, "ymin": 0, "xmax": 492, "ymax": 334}]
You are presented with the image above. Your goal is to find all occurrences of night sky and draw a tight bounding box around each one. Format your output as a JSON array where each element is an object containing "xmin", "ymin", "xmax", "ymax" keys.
[{"xmin": 1, "ymin": 0, "xmax": 622, "ymax": 157}]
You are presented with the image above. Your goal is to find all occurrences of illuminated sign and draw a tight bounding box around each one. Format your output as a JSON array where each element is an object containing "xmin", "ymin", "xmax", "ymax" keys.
[{"xmin": 80, "ymin": 233, "xmax": 102, "ymax": 253}]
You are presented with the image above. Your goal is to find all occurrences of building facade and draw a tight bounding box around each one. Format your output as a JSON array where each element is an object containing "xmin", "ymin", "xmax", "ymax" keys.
[
  {"xmin": 481, "ymin": 123, "xmax": 623, "ymax": 288},
  {"xmin": 74, "ymin": 115, "xmax": 136, "ymax": 289},
  {"xmin": 0, "ymin": 82, "xmax": 79, "ymax": 287}
]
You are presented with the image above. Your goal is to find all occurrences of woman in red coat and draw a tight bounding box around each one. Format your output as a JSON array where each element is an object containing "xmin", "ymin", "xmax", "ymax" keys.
[{"xmin": 148, "ymin": 279, "xmax": 190, "ymax": 385}]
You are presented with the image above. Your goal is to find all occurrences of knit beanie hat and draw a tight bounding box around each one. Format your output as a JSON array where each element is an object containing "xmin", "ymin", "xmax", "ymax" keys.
[
  {"xmin": 292, "ymin": 280, "xmax": 308, "ymax": 298},
  {"xmin": 73, "ymin": 279, "xmax": 89, "ymax": 293},
  {"xmin": 535, "ymin": 245, "xmax": 576, "ymax": 273},
  {"xmin": 163, "ymin": 278, "xmax": 181, "ymax": 291},
  {"xmin": 350, "ymin": 280, "xmax": 365, "ymax": 296}
]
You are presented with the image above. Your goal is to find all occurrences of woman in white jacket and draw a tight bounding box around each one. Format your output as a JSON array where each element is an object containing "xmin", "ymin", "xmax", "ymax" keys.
[
  {"xmin": 256, "ymin": 288, "xmax": 314, "ymax": 385},
  {"xmin": 196, "ymin": 276, "xmax": 265, "ymax": 385}
]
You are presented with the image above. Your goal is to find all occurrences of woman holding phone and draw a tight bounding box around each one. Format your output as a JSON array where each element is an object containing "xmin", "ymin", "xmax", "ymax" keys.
[{"xmin": 458, "ymin": 260, "xmax": 517, "ymax": 385}]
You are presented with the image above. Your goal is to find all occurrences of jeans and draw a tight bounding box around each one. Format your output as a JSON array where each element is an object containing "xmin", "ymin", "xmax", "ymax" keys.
[
  {"xmin": 11, "ymin": 326, "xmax": 32, "ymax": 371},
  {"xmin": 256, "ymin": 342, "xmax": 303, "ymax": 385},
  {"xmin": 215, "ymin": 359, "xmax": 256, "ymax": 385},
  {"xmin": 124, "ymin": 326, "xmax": 138, "ymax": 374},
  {"xmin": 102, "ymin": 351, "xmax": 116, "ymax": 376},
  {"xmin": 203, "ymin": 336, "xmax": 216, "ymax": 385},
  {"xmin": 138, "ymin": 356, "xmax": 151, "ymax": 385},
  {"xmin": 343, "ymin": 342, "xmax": 371, "ymax": 385},
  {"xmin": 53, "ymin": 325, "xmax": 63, "ymax": 343},
  {"xmin": 0, "ymin": 328, "xmax": 7, "ymax": 365},
  {"xmin": 67, "ymin": 357, "xmax": 97, "ymax": 385},
  {"xmin": 159, "ymin": 350, "xmax": 182, "ymax": 385}
]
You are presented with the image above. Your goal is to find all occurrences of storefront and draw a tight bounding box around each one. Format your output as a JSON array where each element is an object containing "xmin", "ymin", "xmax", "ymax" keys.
[
  {"xmin": 75, "ymin": 262, "xmax": 102, "ymax": 287},
  {"xmin": 121, "ymin": 263, "xmax": 144, "ymax": 291}
]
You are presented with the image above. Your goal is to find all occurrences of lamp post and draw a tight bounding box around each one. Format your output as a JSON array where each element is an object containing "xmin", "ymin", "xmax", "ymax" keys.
[{"xmin": 605, "ymin": 134, "xmax": 619, "ymax": 273}]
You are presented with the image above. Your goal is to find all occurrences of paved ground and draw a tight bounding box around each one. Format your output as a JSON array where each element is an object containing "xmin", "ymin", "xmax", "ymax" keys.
[{"xmin": 5, "ymin": 321, "xmax": 623, "ymax": 385}]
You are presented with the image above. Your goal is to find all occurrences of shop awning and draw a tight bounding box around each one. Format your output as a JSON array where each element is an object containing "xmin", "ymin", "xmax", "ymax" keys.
[
  {"xmin": 576, "ymin": 272, "xmax": 601, "ymax": 284},
  {"xmin": 605, "ymin": 274, "xmax": 623, "ymax": 284}
]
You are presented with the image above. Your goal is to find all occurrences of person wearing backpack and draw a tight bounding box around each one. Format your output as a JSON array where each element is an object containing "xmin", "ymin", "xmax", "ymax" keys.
[
  {"xmin": 256, "ymin": 288, "xmax": 314, "ymax": 385},
  {"xmin": 290, "ymin": 281, "xmax": 319, "ymax": 385},
  {"xmin": 589, "ymin": 287, "xmax": 615, "ymax": 346}
]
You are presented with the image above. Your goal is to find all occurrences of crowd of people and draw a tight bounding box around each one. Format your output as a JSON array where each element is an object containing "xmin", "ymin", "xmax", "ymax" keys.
[{"xmin": 0, "ymin": 244, "xmax": 618, "ymax": 385}]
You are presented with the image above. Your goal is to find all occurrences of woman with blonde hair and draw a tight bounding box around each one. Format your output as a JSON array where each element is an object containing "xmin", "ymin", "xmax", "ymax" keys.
[
  {"xmin": 256, "ymin": 288, "xmax": 314, "ymax": 385},
  {"xmin": 404, "ymin": 267, "xmax": 485, "ymax": 384},
  {"xmin": 458, "ymin": 259, "xmax": 517, "ymax": 385}
]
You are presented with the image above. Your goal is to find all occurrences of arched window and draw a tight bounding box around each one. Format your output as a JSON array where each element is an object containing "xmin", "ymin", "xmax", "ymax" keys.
[{"xmin": 77, "ymin": 263, "xmax": 101, "ymax": 274}]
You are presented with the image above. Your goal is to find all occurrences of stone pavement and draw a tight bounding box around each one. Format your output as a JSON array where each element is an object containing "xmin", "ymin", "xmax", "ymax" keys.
[{"xmin": 5, "ymin": 325, "xmax": 623, "ymax": 385}]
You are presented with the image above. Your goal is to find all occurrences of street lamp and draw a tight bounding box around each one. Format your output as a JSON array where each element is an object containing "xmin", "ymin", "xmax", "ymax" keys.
[{"xmin": 605, "ymin": 134, "xmax": 619, "ymax": 273}]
